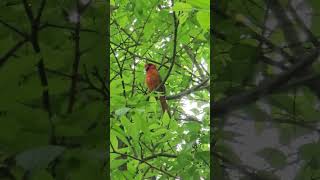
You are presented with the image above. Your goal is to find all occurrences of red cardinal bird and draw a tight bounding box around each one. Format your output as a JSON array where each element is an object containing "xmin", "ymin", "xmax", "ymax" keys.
[{"xmin": 145, "ymin": 63, "xmax": 170, "ymax": 117}]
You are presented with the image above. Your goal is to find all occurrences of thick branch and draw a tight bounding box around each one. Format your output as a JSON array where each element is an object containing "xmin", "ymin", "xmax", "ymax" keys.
[
  {"xmin": 67, "ymin": 2, "xmax": 81, "ymax": 113},
  {"xmin": 266, "ymin": 0, "xmax": 304, "ymax": 56},
  {"xmin": 143, "ymin": 153, "xmax": 177, "ymax": 161},
  {"xmin": 35, "ymin": 0, "xmax": 46, "ymax": 23},
  {"xmin": 212, "ymin": 49, "xmax": 319, "ymax": 116},
  {"xmin": 266, "ymin": 0, "xmax": 320, "ymax": 99},
  {"xmin": 22, "ymin": 0, "xmax": 34, "ymax": 23},
  {"xmin": 288, "ymin": 4, "xmax": 319, "ymax": 47},
  {"xmin": 22, "ymin": 0, "xmax": 55, "ymax": 143},
  {"xmin": 213, "ymin": 151, "xmax": 271, "ymax": 180}
]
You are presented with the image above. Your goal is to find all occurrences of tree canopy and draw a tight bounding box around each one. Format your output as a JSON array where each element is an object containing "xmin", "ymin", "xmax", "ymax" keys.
[
  {"xmin": 110, "ymin": 0, "xmax": 210, "ymax": 179},
  {"xmin": 212, "ymin": 0, "xmax": 320, "ymax": 179},
  {"xmin": 0, "ymin": 1, "xmax": 107, "ymax": 179}
]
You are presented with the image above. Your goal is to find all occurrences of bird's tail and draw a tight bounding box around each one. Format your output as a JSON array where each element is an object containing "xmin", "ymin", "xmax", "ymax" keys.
[{"xmin": 159, "ymin": 96, "xmax": 171, "ymax": 118}]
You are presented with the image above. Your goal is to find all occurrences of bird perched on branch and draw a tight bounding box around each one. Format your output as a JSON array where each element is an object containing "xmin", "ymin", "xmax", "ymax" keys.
[{"xmin": 145, "ymin": 63, "xmax": 170, "ymax": 117}]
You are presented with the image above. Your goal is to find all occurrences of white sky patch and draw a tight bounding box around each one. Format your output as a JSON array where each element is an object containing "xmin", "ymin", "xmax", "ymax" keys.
[
  {"xmin": 314, "ymin": 99, "xmax": 320, "ymax": 111},
  {"xmin": 68, "ymin": 11, "xmax": 80, "ymax": 23},
  {"xmin": 271, "ymin": 66, "xmax": 283, "ymax": 74},
  {"xmin": 256, "ymin": 99, "xmax": 272, "ymax": 115},
  {"xmin": 179, "ymin": 56, "xmax": 210, "ymax": 121},
  {"xmin": 181, "ymin": 97, "xmax": 198, "ymax": 116},
  {"xmin": 192, "ymin": 66, "xmax": 198, "ymax": 74},
  {"xmin": 155, "ymin": 40, "xmax": 166, "ymax": 49},
  {"xmin": 80, "ymin": 0, "xmax": 90, "ymax": 5},
  {"xmin": 131, "ymin": 57, "xmax": 140, "ymax": 69},
  {"xmin": 155, "ymin": 44, "xmax": 160, "ymax": 49},
  {"xmin": 132, "ymin": 18, "xmax": 137, "ymax": 25},
  {"xmin": 201, "ymin": 58, "xmax": 208, "ymax": 71},
  {"xmin": 181, "ymin": 97, "xmax": 208, "ymax": 121},
  {"xmin": 176, "ymin": 140, "xmax": 186, "ymax": 151},
  {"xmin": 254, "ymin": 71, "xmax": 264, "ymax": 85}
]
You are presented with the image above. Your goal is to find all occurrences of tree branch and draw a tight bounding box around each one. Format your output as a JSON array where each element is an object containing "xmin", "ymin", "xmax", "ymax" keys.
[
  {"xmin": 288, "ymin": 4, "xmax": 319, "ymax": 47},
  {"xmin": 212, "ymin": 48, "xmax": 319, "ymax": 116},
  {"xmin": 35, "ymin": 0, "xmax": 46, "ymax": 23},
  {"xmin": 40, "ymin": 22, "xmax": 99, "ymax": 33},
  {"xmin": 142, "ymin": 153, "xmax": 177, "ymax": 161},
  {"xmin": 67, "ymin": 2, "xmax": 81, "ymax": 113},
  {"xmin": 167, "ymin": 78, "xmax": 209, "ymax": 100},
  {"xmin": 155, "ymin": 9, "xmax": 179, "ymax": 91},
  {"xmin": 0, "ymin": 19, "xmax": 27, "ymax": 38},
  {"xmin": 213, "ymin": 151, "xmax": 271, "ymax": 180},
  {"xmin": 0, "ymin": 39, "xmax": 27, "ymax": 68},
  {"xmin": 111, "ymin": 151, "xmax": 177, "ymax": 178},
  {"xmin": 183, "ymin": 45, "xmax": 206, "ymax": 79},
  {"xmin": 22, "ymin": 0, "xmax": 55, "ymax": 144},
  {"xmin": 22, "ymin": 0, "xmax": 34, "ymax": 23}
]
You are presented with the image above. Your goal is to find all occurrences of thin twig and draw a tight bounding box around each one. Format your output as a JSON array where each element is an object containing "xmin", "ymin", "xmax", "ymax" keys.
[
  {"xmin": 155, "ymin": 9, "xmax": 179, "ymax": 91},
  {"xmin": 167, "ymin": 78, "xmax": 209, "ymax": 100},
  {"xmin": 67, "ymin": 2, "xmax": 81, "ymax": 113},
  {"xmin": 0, "ymin": 18, "xmax": 27, "ymax": 38},
  {"xmin": 0, "ymin": 39, "xmax": 27, "ymax": 67},
  {"xmin": 111, "ymin": 151, "xmax": 177, "ymax": 178}
]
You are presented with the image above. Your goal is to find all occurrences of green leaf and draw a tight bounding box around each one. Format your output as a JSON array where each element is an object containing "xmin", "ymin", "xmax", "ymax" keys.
[
  {"xmin": 215, "ymin": 144, "xmax": 241, "ymax": 163},
  {"xmin": 152, "ymin": 128, "xmax": 168, "ymax": 136},
  {"xmin": 115, "ymin": 107, "xmax": 131, "ymax": 116},
  {"xmin": 16, "ymin": 146, "xmax": 65, "ymax": 172},
  {"xmin": 229, "ymin": 44, "xmax": 258, "ymax": 61},
  {"xmin": 110, "ymin": 0, "xmax": 115, "ymax": 6},
  {"xmin": 177, "ymin": 153, "xmax": 192, "ymax": 168},
  {"xmin": 256, "ymin": 170, "xmax": 281, "ymax": 180},
  {"xmin": 196, "ymin": 11, "xmax": 210, "ymax": 30},
  {"xmin": 172, "ymin": 2, "xmax": 193, "ymax": 12},
  {"xmin": 30, "ymin": 169, "xmax": 54, "ymax": 180},
  {"xmin": 256, "ymin": 148, "xmax": 287, "ymax": 168},
  {"xmin": 120, "ymin": 116, "xmax": 131, "ymax": 129},
  {"xmin": 299, "ymin": 143, "xmax": 320, "ymax": 161},
  {"xmin": 162, "ymin": 111, "xmax": 171, "ymax": 126},
  {"xmin": 187, "ymin": 0, "xmax": 210, "ymax": 10}
]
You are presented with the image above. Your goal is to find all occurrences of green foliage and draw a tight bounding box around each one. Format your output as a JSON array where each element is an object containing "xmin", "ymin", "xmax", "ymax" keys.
[
  {"xmin": 213, "ymin": 0, "xmax": 320, "ymax": 179},
  {"xmin": 0, "ymin": 0, "xmax": 107, "ymax": 179},
  {"xmin": 256, "ymin": 148, "xmax": 287, "ymax": 169},
  {"xmin": 111, "ymin": 0, "xmax": 209, "ymax": 178}
]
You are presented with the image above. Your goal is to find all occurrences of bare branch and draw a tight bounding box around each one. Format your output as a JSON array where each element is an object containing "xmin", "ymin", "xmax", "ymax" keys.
[
  {"xmin": 155, "ymin": 10, "xmax": 179, "ymax": 91},
  {"xmin": 67, "ymin": 2, "xmax": 81, "ymax": 113},
  {"xmin": 213, "ymin": 49, "xmax": 319, "ymax": 116},
  {"xmin": 183, "ymin": 45, "xmax": 206, "ymax": 79},
  {"xmin": 167, "ymin": 78, "xmax": 209, "ymax": 100},
  {"xmin": 111, "ymin": 151, "xmax": 177, "ymax": 178},
  {"xmin": 0, "ymin": 19, "xmax": 27, "ymax": 38},
  {"xmin": 0, "ymin": 39, "xmax": 27, "ymax": 68}
]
